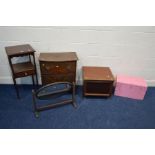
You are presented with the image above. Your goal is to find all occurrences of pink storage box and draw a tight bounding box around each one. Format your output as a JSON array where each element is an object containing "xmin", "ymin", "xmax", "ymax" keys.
[{"xmin": 114, "ymin": 75, "xmax": 147, "ymax": 100}]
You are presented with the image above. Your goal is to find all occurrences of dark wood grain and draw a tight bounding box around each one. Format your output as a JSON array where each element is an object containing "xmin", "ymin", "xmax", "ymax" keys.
[{"xmin": 5, "ymin": 44, "xmax": 35, "ymax": 57}]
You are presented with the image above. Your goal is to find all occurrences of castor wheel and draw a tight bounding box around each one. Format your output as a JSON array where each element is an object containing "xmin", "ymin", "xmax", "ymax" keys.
[
  {"xmin": 73, "ymin": 102, "xmax": 77, "ymax": 108},
  {"xmin": 34, "ymin": 111, "xmax": 40, "ymax": 118}
]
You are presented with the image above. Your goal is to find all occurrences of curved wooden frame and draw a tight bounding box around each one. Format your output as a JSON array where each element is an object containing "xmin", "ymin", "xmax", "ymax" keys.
[{"xmin": 32, "ymin": 82, "xmax": 77, "ymax": 117}]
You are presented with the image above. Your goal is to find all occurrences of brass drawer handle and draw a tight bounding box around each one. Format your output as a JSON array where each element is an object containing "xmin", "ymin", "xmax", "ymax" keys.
[
  {"xmin": 46, "ymin": 66, "xmax": 50, "ymax": 70},
  {"xmin": 42, "ymin": 64, "xmax": 45, "ymax": 67},
  {"xmin": 56, "ymin": 65, "xmax": 59, "ymax": 68},
  {"xmin": 25, "ymin": 72, "xmax": 28, "ymax": 76}
]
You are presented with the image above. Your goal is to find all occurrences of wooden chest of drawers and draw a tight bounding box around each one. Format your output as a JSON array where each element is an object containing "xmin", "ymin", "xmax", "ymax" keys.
[{"xmin": 39, "ymin": 52, "xmax": 78, "ymax": 85}]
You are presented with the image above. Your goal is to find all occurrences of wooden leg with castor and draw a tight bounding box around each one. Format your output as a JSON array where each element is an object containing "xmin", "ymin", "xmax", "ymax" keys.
[
  {"xmin": 32, "ymin": 75, "xmax": 35, "ymax": 88},
  {"xmin": 32, "ymin": 90, "xmax": 40, "ymax": 118},
  {"xmin": 72, "ymin": 82, "xmax": 77, "ymax": 108},
  {"xmin": 13, "ymin": 78, "xmax": 20, "ymax": 99}
]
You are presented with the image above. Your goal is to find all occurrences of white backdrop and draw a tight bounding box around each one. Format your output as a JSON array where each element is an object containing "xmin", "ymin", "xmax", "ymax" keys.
[{"xmin": 0, "ymin": 26, "xmax": 155, "ymax": 86}]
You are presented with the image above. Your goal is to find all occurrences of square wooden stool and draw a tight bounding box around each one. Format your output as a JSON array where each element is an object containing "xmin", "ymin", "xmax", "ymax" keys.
[{"xmin": 82, "ymin": 66, "xmax": 114, "ymax": 97}]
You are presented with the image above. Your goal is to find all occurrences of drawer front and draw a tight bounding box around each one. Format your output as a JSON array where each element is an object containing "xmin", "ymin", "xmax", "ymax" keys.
[
  {"xmin": 40, "ymin": 61, "xmax": 76, "ymax": 74},
  {"xmin": 41, "ymin": 74, "xmax": 75, "ymax": 85},
  {"xmin": 14, "ymin": 70, "xmax": 35, "ymax": 78}
]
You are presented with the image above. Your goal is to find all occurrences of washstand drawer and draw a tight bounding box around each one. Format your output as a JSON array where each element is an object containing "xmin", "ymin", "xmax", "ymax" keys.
[{"xmin": 14, "ymin": 70, "xmax": 35, "ymax": 78}]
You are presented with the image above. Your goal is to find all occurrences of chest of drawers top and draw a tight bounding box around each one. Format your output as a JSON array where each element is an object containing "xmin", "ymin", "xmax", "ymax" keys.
[{"xmin": 39, "ymin": 52, "xmax": 78, "ymax": 62}]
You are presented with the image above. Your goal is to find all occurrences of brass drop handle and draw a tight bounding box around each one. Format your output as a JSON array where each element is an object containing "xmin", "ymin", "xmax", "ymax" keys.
[
  {"xmin": 42, "ymin": 64, "xmax": 45, "ymax": 67},
  {"xmin": 25, "ymin": 72, "xmax": 28, "ymax": 76},
  {"xmin": 56, "ymin": 65, "xmax": 59, "ymax": 68},
  {"xmin": 46, "ymin": 66, "xmax": 50, "ymax": 70}
]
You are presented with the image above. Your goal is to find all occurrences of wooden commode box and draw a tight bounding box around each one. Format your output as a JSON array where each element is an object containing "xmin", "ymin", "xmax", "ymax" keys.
[
  {"xmin": 39, "ymin": 52, "xmax": 78, "ymax": 85},
  {"xmin": 83, "ymin": 66, "xmax": 114, "ymax": 97}
]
